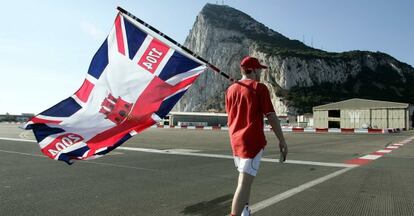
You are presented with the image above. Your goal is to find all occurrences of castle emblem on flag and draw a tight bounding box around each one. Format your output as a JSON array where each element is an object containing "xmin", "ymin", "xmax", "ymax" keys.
[{"xmin": 99, "ymin": 93, "xmax": 133, "ymax": 125}]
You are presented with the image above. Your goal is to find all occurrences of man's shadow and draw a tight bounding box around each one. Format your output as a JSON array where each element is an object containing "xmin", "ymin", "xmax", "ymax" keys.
[{"xmin": 181, "ymin": 194, "xmax": 233, "ymax": 216}]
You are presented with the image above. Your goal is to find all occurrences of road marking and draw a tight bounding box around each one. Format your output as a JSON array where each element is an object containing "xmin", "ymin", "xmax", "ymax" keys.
[
  {"xmin": 0, "ymin": 149, "xmax": 44, "ymax": 157},
  {"xmin": 260, "ymin": 158, "xmax": 357, "ymax": 168},
  {"xmin": 18, "ymin": 131, "xmax": 32, "ymax": 140},
  {"xmin": 0, "ymin": 137, "xmax": 36, "ymax": 143},
  {"xmin": 0, "ymin": 146, "xmax": 355, "ymax": 215},
  {"xmin": 377, "ymin": 149, "xmax": 392, "ymax": 153},
  {"xmin": 4, "ymin": 134, "xmax": 413, "ymax": 214},
  {"xmin": 392, "ymin": 143, "xmax": 404, "ymax": 146},
  {"xmin": 0, "ymin": 137, "xmax": 354, "ymax": 168},
  {"xmin": 117, "ymin": 147, "xmax": 355, "ymax": 168},
  {"xmin": 346, "ymin": 153, "xmax": 384, "ymax": 165},
  {"xmin": 164, "ymin": 148, "xmax": 201, "ymax": 153},
  {"xmin": 250, "ymin": 167, "xmax": 355, "ymax": 214},
  {"xmin": 359, "ymin": 154, "xmax": 382, "ymax": 160},
  {"xmin": 119, "ymin": 146, "xmax": 235, "ymax": 159},
  {"xmin": 344, "ymin": 158, "xmax": 372, "ymax": 165},
  {"xmin": 75, "ymin": 160, "xmax": 159, "ymax": 172},
  {"xmin": 0, "ymin": 149, "xmax": 158, "ymax": 172},
  {"xmin": 345, "ymin": 135, "xmax": 414, "ymax": 166}
]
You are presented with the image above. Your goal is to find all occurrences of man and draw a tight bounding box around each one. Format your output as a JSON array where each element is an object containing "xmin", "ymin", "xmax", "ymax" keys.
[{"xmin": 226, "ymin": 56, "xmax": 288, "ymax": 216}]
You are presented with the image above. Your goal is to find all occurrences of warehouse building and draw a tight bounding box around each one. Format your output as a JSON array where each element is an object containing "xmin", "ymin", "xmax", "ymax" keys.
[
  {"xmin": 163, "ymin": 112, "xmax": 228, "ymax": 127},
  {"xmin": 0, "ymin": 113, "xmax": 34, "ymax": 122},
  {"xmin": 313, "ymin": 98, "xmax": 413, "ymax": 130}
]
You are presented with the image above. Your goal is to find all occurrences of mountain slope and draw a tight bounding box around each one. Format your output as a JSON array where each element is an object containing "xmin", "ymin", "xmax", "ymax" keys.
[{"xmin": 175, "ymin": 4, "xmax": 414, "ymax": 115}]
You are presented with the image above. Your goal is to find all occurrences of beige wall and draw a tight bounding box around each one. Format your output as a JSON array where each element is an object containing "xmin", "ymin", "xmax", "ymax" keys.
[
  {"xmin": 340, "ymin": 110, "xmax": 370, "ymax": 128},
  {"xmin": 371, "ymin": 109, "xmax": 388, "ymax": 129},
  {"xmin": 409, "ymin": 105, "xmax": 414, "ymax": 129},
  {"xmin": 388, "ymin": 109, "xmax": 406, "ymax": 129},
  {"xmin": 313, "ymin": 110, "xmax": 328, "ymax": 128}
]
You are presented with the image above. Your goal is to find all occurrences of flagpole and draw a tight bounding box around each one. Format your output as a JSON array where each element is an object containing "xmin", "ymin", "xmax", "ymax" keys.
[{"xmin": 117, "ymin": 6, "xmax": 235, "ymax": 82}]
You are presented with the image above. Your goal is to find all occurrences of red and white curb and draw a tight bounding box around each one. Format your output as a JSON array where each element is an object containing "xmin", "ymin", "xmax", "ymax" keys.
[
  {"xmin": 306, "ymin": 128, "xmax": 400, "ymax": 133},
  {"xmin": 344, "ymin": 136, "xmax": 414, "ymax": 165},
  {"xmin": 277, "ymin": 127, "xmax": 401, "ymax": 134},
  {"xmin": 150, "ymin": 125, "xmax": 226, "ymax": 130},
  {"xmin": 150, "ymin": 125, "xmax": 402, "ymax": 134}
]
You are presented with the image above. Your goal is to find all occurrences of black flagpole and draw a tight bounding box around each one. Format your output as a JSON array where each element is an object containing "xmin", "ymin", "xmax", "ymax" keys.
[{"xmin": 117, "ymin": 6, "xmax": 235, "ymax": 82}]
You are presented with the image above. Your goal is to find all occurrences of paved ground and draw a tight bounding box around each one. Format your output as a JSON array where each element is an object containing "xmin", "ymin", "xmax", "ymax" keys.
[{"xmin": 1, "ymin": 123, "xmax": 413, "ymax": 215}]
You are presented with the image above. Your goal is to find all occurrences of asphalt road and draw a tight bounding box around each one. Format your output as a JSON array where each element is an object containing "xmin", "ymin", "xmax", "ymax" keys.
[{"xmin": 1, "ymin": 123, "xmax": 413, "ymax": 216}]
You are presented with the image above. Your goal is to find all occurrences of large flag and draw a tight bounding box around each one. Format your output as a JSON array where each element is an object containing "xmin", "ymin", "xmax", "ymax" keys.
[{"xmin": 24, "ymin": 11, "xmax": 206, "ymax": 164}]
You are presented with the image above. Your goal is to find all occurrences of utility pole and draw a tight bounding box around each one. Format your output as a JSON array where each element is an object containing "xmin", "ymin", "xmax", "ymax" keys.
[{"xmin": 311, "ymin": 36, "xmax": 313, "ymax": 48}]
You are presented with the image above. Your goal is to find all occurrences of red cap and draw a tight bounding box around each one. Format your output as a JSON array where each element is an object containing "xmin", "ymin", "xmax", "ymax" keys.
[{"xmin": 240, "ymin": 56, "xmax": 268, "ymax": 69}]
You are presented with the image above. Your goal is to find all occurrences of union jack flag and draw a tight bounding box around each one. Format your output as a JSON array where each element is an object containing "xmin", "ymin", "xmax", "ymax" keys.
[{"xmin": 24, "ymin": 12, "xmax": 206, "ymax": 164}]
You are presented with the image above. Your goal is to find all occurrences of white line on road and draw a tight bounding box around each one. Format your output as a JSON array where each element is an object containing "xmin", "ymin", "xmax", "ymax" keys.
[
  {"xmin": 0, "ymin": 149, "xmax": 45, "ymax": 157},
  {"xmin": 250, "ymin": 166, "xmax": 355, "ymax": 214},
  {"xmin": 377, "ymin": 149, "xmax": 392, "ymax": 153},
  {"xmin": 261, "ymin": 158, "xmax": 357, "ymax": 168},
  {"xmin": 0, "ymin": 137, "xmax": 355, "ymax": 168},
  {"xmin": 0, "ymin": 149, "xmax": 159, "ymax": 172},
  {"xmin": 0, "ymin": 137, "xmax": 36, "ymax": 143},
  {"xmin": 359, "ymin": 154, "xmax": 382, "ymax": 160},
  {"xmin": 117, "ymin": 147, "xmax": 356, "ymax": 168},
  {"xmin": 392, "ymin": 143, "xmax": 404, "ymax": 146},
  {"xmin": 118, "ymin": 146, "xmax": 235, "ymax": 159}
]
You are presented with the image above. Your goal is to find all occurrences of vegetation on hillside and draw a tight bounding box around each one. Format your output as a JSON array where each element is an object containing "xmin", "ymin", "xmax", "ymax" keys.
[{"xmin": 287, "ymin": 65, "xmax": 414, "ymax": 114}]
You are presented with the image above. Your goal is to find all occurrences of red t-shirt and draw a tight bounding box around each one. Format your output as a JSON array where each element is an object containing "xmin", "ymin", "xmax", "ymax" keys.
[{"xmin": 225, "ymin": 79, "xmax": 275, "ymax": 158}]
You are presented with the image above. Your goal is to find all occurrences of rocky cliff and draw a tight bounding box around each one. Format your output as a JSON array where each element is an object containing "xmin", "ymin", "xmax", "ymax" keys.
[{"xmin": 174, "ymin": 4, "xmax": 414, "ymax": 115}]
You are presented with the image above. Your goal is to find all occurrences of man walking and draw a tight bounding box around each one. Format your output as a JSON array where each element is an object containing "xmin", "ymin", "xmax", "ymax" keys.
[{"xmin": 226, "ymin": 56, "xmax": 288, "ymax": 216}]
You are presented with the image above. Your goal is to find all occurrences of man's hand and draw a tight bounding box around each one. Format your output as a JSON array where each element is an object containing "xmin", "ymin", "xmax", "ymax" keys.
[
  {"xmin": 279, "ymin": 141, "xmax": 288, "ymax": 163},
  {"xmin": 266, "ymin": 112, "xmax": 288, "ymax": 163}
]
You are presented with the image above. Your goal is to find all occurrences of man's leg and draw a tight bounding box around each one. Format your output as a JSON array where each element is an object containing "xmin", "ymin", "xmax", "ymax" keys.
[{"xmin": 231, "ymin": 172, "xmax": 254, "ymax": 216}]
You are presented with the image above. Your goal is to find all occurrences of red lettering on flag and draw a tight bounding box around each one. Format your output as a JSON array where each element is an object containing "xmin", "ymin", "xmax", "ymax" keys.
[
  {"xmin": 138, "ymin": 38, "xmax": 169, "ymax": 73},
  {"xmin": 42, "ymin": 133, "xmax": 84, "ymax": 159}
]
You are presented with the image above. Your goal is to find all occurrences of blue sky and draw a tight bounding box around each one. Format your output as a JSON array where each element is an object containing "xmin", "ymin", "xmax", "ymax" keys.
[{"xmin": 1, "ymin": 0, "xmax": 413, "ymax": 114}]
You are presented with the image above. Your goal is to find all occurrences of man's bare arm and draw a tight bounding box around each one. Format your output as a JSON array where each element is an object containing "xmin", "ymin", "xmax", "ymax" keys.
[
  {"xmin": 266, "ymin": 112, "xmax": 288, "ymax": 162},
  {"xmin": 266, "ymin": 112, "xmax": 286, "ymax": 143}
]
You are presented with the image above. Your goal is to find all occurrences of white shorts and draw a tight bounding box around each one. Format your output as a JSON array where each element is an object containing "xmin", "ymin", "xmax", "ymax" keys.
[{"xmin": 233, "ymin": 149, "xmax": 264, "ymax": 177}]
